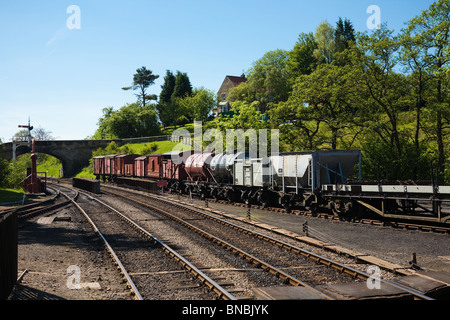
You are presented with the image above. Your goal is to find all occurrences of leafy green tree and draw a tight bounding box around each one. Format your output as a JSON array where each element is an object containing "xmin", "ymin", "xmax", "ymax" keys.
[
  {"xmin": 313, "ymin": 20, "xmax": 336, "ymax": 65},
  {"xmin": 335, "ymin": 17, "xmax": 355, "ymax": 53},
  {"xmin": 399, "ymin": 22, "xmax": 433, "ymax": 163},
  {"xmin": 269, "ymin": 100, "xmax": 322, "ymax": 151},
  {"xmin": 213, "ymin": 100, "xmax": 268, "ymax": 154},
  {"xmin": 227, "ymin": 81, "xmax": 255, "ymax": 104},
  {"xmin": 93, "ymin": 107, "xmax": 115, "ymax": 139},
  {"xmin": 403, "ymin": 0, "xmax": 450, "ymax": 182},
  {"xmin": 361, "ymin": 136, "xmax": 432, "ymax": 181},
  {"xmin": 246, "ymin": 49, "xmax": 291, "ymax": 111},
  {"xmin": 94, "ymin": 103, "xmax": 160, "ymax": 139},
  {"xmin": 348, "ymin": 25, "xmax": 407, "ymax": 155},
  {"xmin": 122, "ymin": 66, "xmax": 159, "ymax": 107},
  {"xmin": 158, "ymin": 70, "xmax": 177, "ymax": 127},
  {"xmin": 290, "ymin": 63, "xmax": 355, "ymax": 149},
  {"xmin": 177, "ymin": 88, "xmax": 216, "ymax": 122},
  {"xmin": 288, "ymin": 32, "xmax": 318, "ymax": 76},
  {"xmin": 166, "ymin": 71, "xmax": 193, "ymax": 126},
  {"xmin": 172, "ymin": 71, "xmax": 192, "ymax": 101},
  {"xmin": 159, "ymin": 70, "xmax": 176, "ymax": 105},
  {"xmin": 0, "ymin": 158, "xmax": 10, "ymax": 188}
]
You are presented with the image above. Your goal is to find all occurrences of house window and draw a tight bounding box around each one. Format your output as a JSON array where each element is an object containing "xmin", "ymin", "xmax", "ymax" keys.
[{"xmin": 222, "ymin": 94, "xmax": 226, "ymax": 101}]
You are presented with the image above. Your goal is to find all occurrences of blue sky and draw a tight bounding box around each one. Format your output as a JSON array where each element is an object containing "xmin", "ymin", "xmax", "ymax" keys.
[{"xmin": 0, "ymin": 0, "xmax": 435, "ymax": 141}]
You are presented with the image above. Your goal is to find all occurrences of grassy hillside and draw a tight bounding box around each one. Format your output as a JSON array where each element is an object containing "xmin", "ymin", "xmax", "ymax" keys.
[
  {"xmin": 37, "ymin": 154, "xmax": 62, "ymax": 178},
  {"xmin": 121, "ymin": 140, "xmax": 189, "ymax": 155}
]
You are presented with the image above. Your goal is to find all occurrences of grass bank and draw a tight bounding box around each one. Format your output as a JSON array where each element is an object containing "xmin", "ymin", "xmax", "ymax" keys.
[{"xmin": 0, "ymin": 188, "xmax": 24, "ymax": 204}]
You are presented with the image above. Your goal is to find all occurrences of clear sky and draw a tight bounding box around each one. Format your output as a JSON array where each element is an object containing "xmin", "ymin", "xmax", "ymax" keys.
[{"xmin": 0, "ymin": 0, "xmax": 436, "ymax": 141}]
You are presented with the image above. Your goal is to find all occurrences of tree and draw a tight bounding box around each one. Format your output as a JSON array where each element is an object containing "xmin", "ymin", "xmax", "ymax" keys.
[
  {"xmin": 93, "ymin": 103, "xmax": 160, "ymax": 139},
  {"xmin": 172, "ymin": 71, "xmax": 192, "ymax": 101},
  {"xmin": 227, "ymin": 81, "xmax": 255, "ymax": 104},
  {"xmin": 157, "ymin": 70, "xmax": 177, "ymax": 127},
  {"xmin": 122, "ymin": 67, "xmax": 159, "ymax": 107},
  {"xmin": 33, "ymin": 127, "xmax": 54, "ymax": 140},
  {"xmin": 288, "ymin": 32, "xmax": 318, "ymax": 76},
  {"xmin": 159, "ymin": 70, "xmax": 176, "ymax": 105},
  {"xmin": 313, "ymin": 20, "xmax": 336, "ymax": 65},
  {"xmin": 348, "ymin": 25, "xmax": 407, "ymax": 156},
  {"xmin": 335, "ymin": 17, "xmax": 356, "ymax": 53},
  {"xmin": 399, "ymin": 23, "xmax": 433, "ymax": 166},
  {"xmin": 93, "ymin": 107, "xmax": 115, "ymax": 139},
  {"xmin": 404, "ymin": 0, "xmax": 450, "ymax": 182},
  {"xmin": 177, "ymin": 88, "xmax": 216, "ymax": 123},
  {"xmin": 168, "ymin": 71, "xmax": 193, "ymax": 126},
  {"xmin": 246, "ymin": 49, "xmax": 291, "ymax": 111},
  {"xmin": 269, "ymin": 100, "xmax": 323, "ymax": 151},
  {"xmin": 287, "ymin": 63, "xmax": 355, "ymax": 149},
  {"xmin": 0, "ymin": 158, "xmax": 10, "ymax": 188}
]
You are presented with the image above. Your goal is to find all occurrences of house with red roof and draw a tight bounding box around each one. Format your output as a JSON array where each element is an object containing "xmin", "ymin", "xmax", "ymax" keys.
[{"xmin": 214, "ymin": 74, "xmax": 247, "ymax": 117}]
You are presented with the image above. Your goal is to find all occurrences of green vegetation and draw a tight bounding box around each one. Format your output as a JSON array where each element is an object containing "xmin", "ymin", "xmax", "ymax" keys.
[
  {"xmin": 0, "ymin": 155, "xmax": 31, "ymax": 189},
  {"xmin": 37, "ymin": 154, "xmax": 62, "ymax": 178},
  {"xmin": 92, "ymin": 68, "xmax": 216, "ymax": 139},
  {"xmin": 92, "ymin": 102, "xmax": 160, "ymax": 139},
  {"xmin": 220, "ymin": 1, "xmax": 450, "ymax": 183},
  {"xmin": 121, "ymin": 66, "xmax": 159, "ymax": 107},
  {"xmin": 0, "ymin": 188, "xmax": 24, "ymax": 204}
]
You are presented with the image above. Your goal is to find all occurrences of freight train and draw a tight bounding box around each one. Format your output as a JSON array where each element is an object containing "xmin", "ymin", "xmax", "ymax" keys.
[{"xmin": 92, "ymin": 150, "xmax": 450, "ymax": 224}]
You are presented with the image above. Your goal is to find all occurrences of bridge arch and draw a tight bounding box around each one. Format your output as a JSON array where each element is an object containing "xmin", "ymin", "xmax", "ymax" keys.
[{"xmin": 0, "ymin": 140, "xmax": 121, "ymax": 177}]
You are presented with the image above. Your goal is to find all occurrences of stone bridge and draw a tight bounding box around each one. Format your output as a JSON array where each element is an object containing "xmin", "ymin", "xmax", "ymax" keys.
[
  {"xmin": 0, "ymin": 135, "xmax": 178, "ymax": 177},
  {"xmin": 0, "ymin": 139, "xmax": 121, "ymax": 177}
]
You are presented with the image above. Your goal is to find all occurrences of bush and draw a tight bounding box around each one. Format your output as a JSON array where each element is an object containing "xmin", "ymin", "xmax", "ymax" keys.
[
  {"xmin": 140, "ymin": 143, "xmax": 158, "ymax": 155},
  {"xmin": 0, "ymin": 158, "xmax": 11, "ymax": 188}
]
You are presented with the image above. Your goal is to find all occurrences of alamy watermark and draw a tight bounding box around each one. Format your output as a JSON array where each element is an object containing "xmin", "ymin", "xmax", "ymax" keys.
[
  {"xmin": 66, "ymin": 265, "xmax": 81, "ymax": 289},
  {"xmin": 67, "ymin": 5, "xmax": 81, "ymax": 30},
  {"xmin": 367, "ymin": 5, "xmax": 381, "ymax": 30},
  {"xmin": 170, "ymin": 121, "xmax": 279, "ymax": 164},
  {"xmin": 366, "ymin": 265, "xmax": 382, "ymax": 289}
]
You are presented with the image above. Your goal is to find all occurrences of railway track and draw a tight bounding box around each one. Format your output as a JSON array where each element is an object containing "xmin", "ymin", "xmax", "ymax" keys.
[
  {"xmin": 0, "ymin": 187, "xmax": 63, "ymax": 221},
  {"xmin": 4, "ymin": 187, "xmax": 78, "ymax": 224},
  {"xmin": 99, "ymin": 184, "xmax": 434, "ymax": 300},
  {"xmin": 52, "ymin": 184, "xmax": 234, "ymax": 300},
  {"xmin": 206, "ymin": 197, "xmax": 450, "ymax": 234}
]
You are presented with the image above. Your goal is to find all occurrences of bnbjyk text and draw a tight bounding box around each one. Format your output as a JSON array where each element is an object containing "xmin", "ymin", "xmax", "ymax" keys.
[{"xmin": 182, "ymin": 304, "xmax": 269, "ymax": 317}]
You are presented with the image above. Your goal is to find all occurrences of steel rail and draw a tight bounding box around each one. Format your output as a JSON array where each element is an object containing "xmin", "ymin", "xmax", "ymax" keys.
[
  {"xmin": 1, "ymin": 187, "xmax": 60, "ymax": 217},
  {"xmin": 80, "ymin": 191, "xmax": 236, "ymax": 301},
  {"xmin": 103, "ymin": 188, "xmax": 335, "ymax": 300},
  {"xmin": 105, "ymin": 187, "xmax": 435, "ymax": 301},
  {"xmin": 56, "ymin": 187, "xmax": 143, "ymax": 300}
]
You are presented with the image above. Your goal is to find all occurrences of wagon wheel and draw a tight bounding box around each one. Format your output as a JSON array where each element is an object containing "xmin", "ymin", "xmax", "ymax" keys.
[
  {"xmin": 331, "ymin": 200, "xmax": 344, "ymax": 218},
  {"xmin": 225, "ymin": 189, "xmax": 235, "ymax": 203},
  {"xmin": 258, "ymin": 192, "xmax": 270, "ymax": 208},
  {"xmin": 260, "ymin": 199, "xmax": 269, "ymax": 208},
  {"xmin": 280, "ymin": 195, "xmax": 292, "ymax": 213},
  {"xmin": 332, "ymin": 200, "xmax": 356, "ymax": 221}
]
